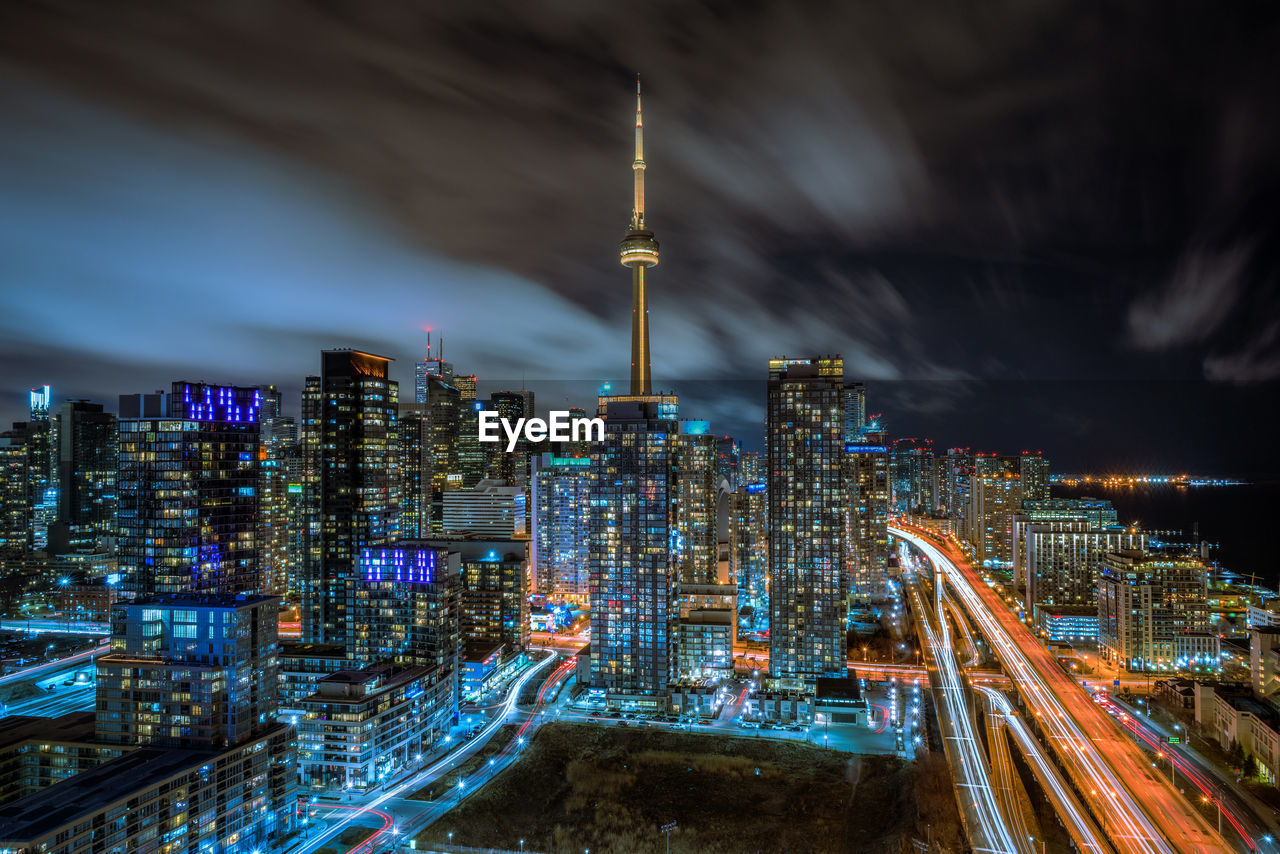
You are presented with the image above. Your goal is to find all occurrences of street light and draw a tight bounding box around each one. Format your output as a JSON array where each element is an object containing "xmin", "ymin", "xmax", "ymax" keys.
[{"xmin": 661, "ymin": 822, "xmax": 677, "ymax": 854}]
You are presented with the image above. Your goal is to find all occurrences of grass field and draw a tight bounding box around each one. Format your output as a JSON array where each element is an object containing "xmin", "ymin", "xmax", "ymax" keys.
[{"xmin": 415, "ymin": 722, "xmax": 962, "ymax": 854}]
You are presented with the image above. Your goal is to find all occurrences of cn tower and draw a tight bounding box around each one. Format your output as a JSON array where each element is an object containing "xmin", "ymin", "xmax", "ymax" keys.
[{"xmin": 619, "ymin": 74, "xmax": 659, "ymax": 395}]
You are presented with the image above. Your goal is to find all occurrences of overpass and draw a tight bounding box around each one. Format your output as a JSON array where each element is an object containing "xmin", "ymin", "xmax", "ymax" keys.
[{"xmin": 890, "ymin": 522, "xmax": 1229, "ymax": 854}]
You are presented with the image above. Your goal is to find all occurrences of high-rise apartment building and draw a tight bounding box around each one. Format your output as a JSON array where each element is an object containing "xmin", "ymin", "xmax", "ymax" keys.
[
  {"xmin": 258, "ymin": 386, "xmax": 296, "ymax": 595},
  {"xmin": 1019, "ymin": 450, "xmax": 1051, "ymax": 502},
  {"xmin": 671, "ymin": 425, "xmax": 718, "ymax": 585},
  {"xmin": 301, "ymin": 350, "xmax": 399, "ymax": 648},
  {"xmin": 845, "ymin": 438, "xmax": 890, "ymax": 598},
  {"xmin": 1017, "ymin": 520, "xmax": 1147, "ymax": 609},
  {"xmin": 351, "ymin": 545, "xmax": 462, "ymax": 678},
  {"xmin": 891, "ymin": 438, "xmax": 936, "ymax": 515},
  {"xmin": 588, "ymin": 397, "xmax": 681, "ymax": 705},
  {"xmin": 396, "ymin": 402, "xmax": 431, "ymax": 539},
  {"xmin": 532, "ymin": 452, "xmax": 592, "ymax": 600},
  {"xmin": 487, "ymin": 390, "xmax": 535, "ymax": 485},
  {"xmin": 116, "ymin": 384, "xmax": 261, "ymax": 597},
  {"xmin": 843, "ymin": 382, "xmax": 866, "ymax": 441},
  {"xmin": 968, "ymin": 454, "xmax": 1021, "ymax": 566},
  {"xmin": 49, "ymin": 400, "xmax": 116, "ymax": 554},
  {"xmin": 1098, "ymin": 550, "xmax": 1215, "ymax": 671},
  {"xmin": 0, "ymin": 592, "xmax": 300, "ymax": 853},
  {"xmin": 934, "ymin": 448, "xmax": 971, "ymax": 531},
  {"xmin": 1014, "ymin": 496, "xmax": 1133, "ymax": 608},
  {"xmin": 421, "ymin": 536, "xmax": 530, "ymax": 655},
  {"xmin": 767, "ymin": 357, "xmax": 846, "ymax": 682},
  {"xmin": 96, "ymin": 592, "xmax": 282, "ymax": 749},
  {"xmin": 729, "ymin": 482, "xmax": 768, "ymax": 633},
  {"xmin": 0, "ymin": 434, "xmax": 29, "ymax": 557}
]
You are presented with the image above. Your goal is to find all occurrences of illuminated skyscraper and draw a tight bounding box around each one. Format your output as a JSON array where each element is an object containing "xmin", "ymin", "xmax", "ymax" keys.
[
  {"xmin": 1099, "ymin": 550, "xmax": 1214, "ymax": 671},
  {"xmin": 589, "ymin": 397, "xmax": 681, "ymax": 705},
  {"xmin": 301, "ymin": 350, "xmax": 399, "ymax": 648},
  {"xmin": 0, "ymin": 433, "xmax": 29, "ymax": 556},
  {"xmin": 1019, "ymin": 450, "xmax": 1051, "ymax": 502},
  {"xmin": 939, "ymin": 447, "xmax": 973, "ymax": 530},
  {"xmin": 453, "ymin": 374, "xmax": 477, "ymax": 401},
  {"xmin": 488, "ymin": 391, "xmax": 534, "ymax": 484},
  {"xmin": 890, "ymin": 438, "xmax": 936, "ymax": 515},
  {"xmin": 352, "ymin": 544, "xmax": 461, "ymax": 677},
  {"xmin": 845, "ymin": 434, "xmax": 890, "ymax": 598},
  {"xmin": 258, "ymin": 385, "xmax": 296, "ymax": 595},
  {"xmin": 620, "ymin": 75, "xmax": 659, "ymax": 395},
  {"xmin": 413, "ymin": 332, "xmax": 452, "ymax": 404},
  {"xmin": 116, "ymin": 383, "xmax": 261, "ymax": 597},
  {"xmin": 25, "ymin": 386, "xmax": 54, "ymax": 548},
  {"xmin": 968, "ymin": 454, "xmax": 1021, "ymax": 566},
  {"xmin": 532, "ymin": 452, "xmax": 592, "ymax": 600},
  {"xmin": 767, "ymin": 357, "xmax": 846, "ymax": 681},
  {"xmin": 843, "ymin": 382, "xmax": 866, "ymax": 441},
  {"xmin": 729, "ymin": 482, "xmax": 768, "ymax": 633},
  {"xmin": 715, "ymin": 436, "xmax": 740, "ymax": 491},
  {"xmin": 49, "ymin": 400, "xmax": 116, "ymax": 554},
  {"xmin": 396, "ymin": 402, "xmax": 431, "ymax": 539},
  {"xmin": 671, "ymin": 424, "xmax": 718, "ymax": 585}
]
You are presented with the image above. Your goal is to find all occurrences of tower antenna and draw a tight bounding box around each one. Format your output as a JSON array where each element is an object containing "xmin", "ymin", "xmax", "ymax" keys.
[{"xmin": 619, "ymin": 73, "xmax": 660, "ymax": 395}]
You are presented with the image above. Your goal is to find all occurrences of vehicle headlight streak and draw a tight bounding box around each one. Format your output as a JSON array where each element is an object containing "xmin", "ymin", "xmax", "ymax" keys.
[
  {"xmin": 911, "ymin": 575, "xmax": 1019, "ymax": 853},
  {"xmin": 974, "ymin": 684, "xmax": 1111, "ymax": 854},
  {"xmin": 892, "ymin": 526, "xmax": 1203, "ymax": 854}
]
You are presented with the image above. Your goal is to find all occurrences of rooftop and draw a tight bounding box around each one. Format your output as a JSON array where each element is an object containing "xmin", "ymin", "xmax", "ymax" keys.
[
  {"xmin": 0, "ymin": 746, "xmax": 211, "ymax": 842},
  {"xmin": 0, "ymin": 712, "xmax": 96, "ymax": 750}
]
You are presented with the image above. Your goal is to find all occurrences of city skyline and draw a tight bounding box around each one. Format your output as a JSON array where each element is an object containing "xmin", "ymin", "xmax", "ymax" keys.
[
  {"xmin": 1, "ymin": 4, "xmax": 1279, "ymax": 474},
  {"xmin": 1, "ymin": 10, "xmax": 1279, "ymax": 851}
]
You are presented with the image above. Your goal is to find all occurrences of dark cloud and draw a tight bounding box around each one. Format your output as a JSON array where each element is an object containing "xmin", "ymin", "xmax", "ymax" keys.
[{"xmin": 0, "ymin": 0, "xmax": 1279, "ymax": 469}]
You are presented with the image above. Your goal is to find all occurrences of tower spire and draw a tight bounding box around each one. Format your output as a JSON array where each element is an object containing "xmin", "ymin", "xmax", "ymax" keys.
[
  {"xmin": 632, "ymin": 73, "xmax": 645, "ymax": 229},
  {"xmin": 620, "ymin": 74, "xmax": 660, "ymax": 396}
]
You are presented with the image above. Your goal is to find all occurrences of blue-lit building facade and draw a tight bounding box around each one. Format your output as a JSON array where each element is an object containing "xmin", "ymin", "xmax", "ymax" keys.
[
  {"xmin": 588, "ymin": 396, "xmax": 681, "ymax": 707},
  {"xmin": 730, "ymin": 481, "xmax": 768, "ymax": 634},
  {"xmin": 352, "ymin": 545, "xmax": 461, "ymax": 676},
  {"xmin": 0, "ymin": 592, "xmax": 299, "ymax": 854},
  {"xmin": 532, "ymin": 452, "xmax": 592, "ymax": 601},
  {"xmin": 116, "ymin": 383, "xmax": 261, "ymax": 597}
]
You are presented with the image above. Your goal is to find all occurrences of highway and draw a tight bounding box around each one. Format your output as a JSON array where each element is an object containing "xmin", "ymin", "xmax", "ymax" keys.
[
  {"xmin": 1106, "ymin": 694, "xmax": 1273, "ymax": 852},
  {"xmin": 975, "ymin": 684, "xmax": 1113, "ymax": 854},
  {"xmin": 4, "ymin": 682, "xmax": 96, "ymax": 717},
  {"xmin": 0, "ymin": 643, "xmax": 107, "ymax": 687},
  {"xmin": 892, "ymin": 523, "xmax": 1229, "ymax": 854},
  {"xmin": 906, "ymin": 570, "xmax": 1018, "ymax": 854}
]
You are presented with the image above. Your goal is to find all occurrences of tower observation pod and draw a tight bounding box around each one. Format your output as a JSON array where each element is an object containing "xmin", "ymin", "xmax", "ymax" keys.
[{"xmin": 620, "ymin": 73, "xmax": 659, "ymax": 396}]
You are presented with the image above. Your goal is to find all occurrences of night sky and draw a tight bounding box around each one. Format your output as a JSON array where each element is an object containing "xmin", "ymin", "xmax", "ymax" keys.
[{"xmin": 1, "ymin": 2, "xmax": 1278, "ymax": 473}]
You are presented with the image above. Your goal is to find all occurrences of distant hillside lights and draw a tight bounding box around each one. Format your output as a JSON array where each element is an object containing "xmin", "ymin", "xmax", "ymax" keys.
[{"xmin": 477, "ymin": 409, "xmax": 604, "ymax": 452}]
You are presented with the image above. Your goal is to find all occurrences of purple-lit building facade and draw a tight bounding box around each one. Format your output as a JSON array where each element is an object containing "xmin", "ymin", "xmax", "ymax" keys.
[
  {"xmin": 351, "ymin": 544, "xmax": 461, "ymax": 718},
  {"xmin": 116, "ymin": 382, "xmax": 261, "ymax": 597}
]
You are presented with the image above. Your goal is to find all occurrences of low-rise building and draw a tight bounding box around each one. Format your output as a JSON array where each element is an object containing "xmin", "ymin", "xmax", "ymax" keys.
[
  {"xmin": 461, "ymin": 642, "xmax": 504, "ymax": 699},
  {"xmin": 298, "ymin": 663, "xmax": 455, "ymax": 791},
  {"xmin": 1033, "ymin": 603, "xmax": 1099, "ymax": 644},
  {"xmin": 0, "ymin": 725, "xmax": 295, "ymax": 854},
  {"xmin": 0, "ymin": 713, "xmax": 127, "ymax": 806},
  {"xmin": 674, "ymin": 610, "xmax": 734, "ymax": 680},
  {"xmin": 279, "ymin": 642, "xmax": 349, "ymax": 716}
]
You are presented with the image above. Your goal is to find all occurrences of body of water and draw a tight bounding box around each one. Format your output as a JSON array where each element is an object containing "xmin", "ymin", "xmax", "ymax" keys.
[{"xmin": 1052, "ymin": 481, "xmax": 1280, "ymax": 588}]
